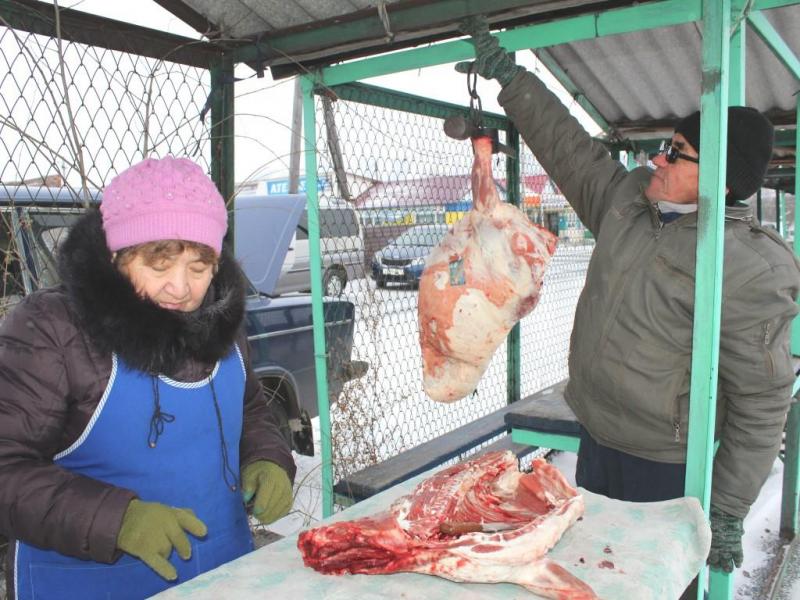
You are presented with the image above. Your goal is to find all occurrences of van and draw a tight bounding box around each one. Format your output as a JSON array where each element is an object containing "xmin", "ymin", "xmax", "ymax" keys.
[{"xmin": 236, "ymin": 195, "xmax": 365, "ymax": 297}]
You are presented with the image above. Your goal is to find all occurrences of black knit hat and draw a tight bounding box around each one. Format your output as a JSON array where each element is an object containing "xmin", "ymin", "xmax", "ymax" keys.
[{"xmin": 674, "ymin": 107, "xmax": 774, "ymax": 201}]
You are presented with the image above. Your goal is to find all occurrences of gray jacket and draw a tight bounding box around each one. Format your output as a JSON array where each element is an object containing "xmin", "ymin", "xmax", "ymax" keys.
[{"xmin": 499, "ymin": 71, "xmax": 800, "ymax": 518}]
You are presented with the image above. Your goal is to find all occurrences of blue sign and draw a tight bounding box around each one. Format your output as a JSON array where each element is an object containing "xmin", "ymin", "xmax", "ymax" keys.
[{"xmin": 266, "ymin": 177, "xmax": 328, "ymax": 195}]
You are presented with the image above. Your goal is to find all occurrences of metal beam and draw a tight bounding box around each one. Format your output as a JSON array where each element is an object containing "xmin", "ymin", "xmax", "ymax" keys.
[
  {"xmin": 793, "ymin": 93, "xmax": 800, "ymax": 355},
  {"xmin": 533, "ymin": 47, "xmax": 611, "ymax": 133},
  {"xmin": 687, "ymin": 1, "xmax": 731, "ymax": 597},
  {"xmin": 729, "ymin": 0, "xmax": 747, "ymax": 105},
  {"xmin": 231, "ymin": 0, "xmax": 624, "ymax": 73},
  {"xmin": 151, "ymin": 0, "xmax": 220, "ymax": 39},
  {"xmin": 747, "ymin": 11, "xmax": 800, "ymax": 80},
  {"xmin": 301, "ymin": 75, "xmax": 334, "ymax": 518},
  {"xmin": 327, "ymin": 82, "xmax": 508, "ymax": 129},
  {"xmin": 317, "ymin": 0, "xmax": 702, "ymax": 86},
  {"xmin": 0, "ymin": 0, "xmax": 223, "ymax": 68},
  {"xmin": 210, "ymin": 60, "xmax": 235, "ymax": 210},
  {"xmin": 684, "ymin": 0, "xmax": 730, "ymax": 513},
  {"xmin": 752, "ymin": 0, "xmax": 800, "ymax": 9}
]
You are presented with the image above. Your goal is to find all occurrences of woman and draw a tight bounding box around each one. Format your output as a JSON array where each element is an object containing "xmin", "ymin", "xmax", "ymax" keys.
[{"xmin": 0, "ymin": 157, "xmax": 296, "ymax": 599}]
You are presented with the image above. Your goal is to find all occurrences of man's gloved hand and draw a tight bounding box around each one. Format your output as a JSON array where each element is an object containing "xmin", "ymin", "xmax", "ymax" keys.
[
  {"xmin": 454, "ymin": 15, "xmax": 523, "ymax": 87},
  {"xmin": 707, "ymin": 505, "xmax": 744, "ymax": 573},
  {"xmin": 242, "ymin": 460, "xmax": 293, "ymax": 525},
  {"xmin": 116, "ymin": 499, "xmax": 208, "ymax": 581}
]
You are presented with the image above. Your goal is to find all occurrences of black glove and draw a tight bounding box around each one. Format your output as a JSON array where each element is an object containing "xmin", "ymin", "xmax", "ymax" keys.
[
  {"xmin": 707, "ymin": 505, "xmax": 744, "ymax": 572},
  {"xmin": 454, "ymin": 16, "xmax": 523, "ymax": 87}
]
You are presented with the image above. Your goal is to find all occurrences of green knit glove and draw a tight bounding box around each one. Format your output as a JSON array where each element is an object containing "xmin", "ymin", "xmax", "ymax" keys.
[
  {"xmin": 707, "ymin": 505, "xmax": 744, "ymax": 573},
  {"xmin": 455, "ymin": 15, "xmax": 523, "ymax": 87},
  {"xmin": 242, "ymin": 460, "xmax": 293, "ymax": 525},
  {"xmin": 116, "ymin": 499, "xmax": 208, "ymax": 581}
]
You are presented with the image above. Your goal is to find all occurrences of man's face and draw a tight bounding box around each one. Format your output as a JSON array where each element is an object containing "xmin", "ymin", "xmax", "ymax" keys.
[{"xmin": 644, "ymin": 133, "xmax": 700, "ymax": 204}]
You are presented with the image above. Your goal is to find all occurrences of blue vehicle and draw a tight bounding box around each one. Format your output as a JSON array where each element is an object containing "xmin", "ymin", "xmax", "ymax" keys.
[
  {"xmin": 371, "ymin": 223, "xmax": 450, "ymax": 288},
  {"xmin": 0, "ymin": 187, "xmax": 365, "ymax": 456}
]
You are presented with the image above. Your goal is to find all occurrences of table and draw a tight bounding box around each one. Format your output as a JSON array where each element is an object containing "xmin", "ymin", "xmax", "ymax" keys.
[{"xmin": 154, "ymin": 466, "xmax": 711, "ymax": 600}]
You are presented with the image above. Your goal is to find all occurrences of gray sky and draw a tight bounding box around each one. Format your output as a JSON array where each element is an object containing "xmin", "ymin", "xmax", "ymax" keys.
[{"xmin": 57, "ymin": 1, "xmax": 600, "ymax": 185}]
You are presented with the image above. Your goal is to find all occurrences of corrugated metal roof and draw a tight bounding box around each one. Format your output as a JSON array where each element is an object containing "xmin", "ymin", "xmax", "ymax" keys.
[
  {"xmin": 163, "ymin": 1, "xmax": 797, "ymax": 128},
  {"xmin": 182, "ymin": 0, "xmax": 388, "ymax": 38},
  {"xmin": 539, "ymin": 4, "xmax": 799, "ymax": 138},
  {"xmin": 153, "ymin": 0, "xmax": 797, "ymax": 186}
]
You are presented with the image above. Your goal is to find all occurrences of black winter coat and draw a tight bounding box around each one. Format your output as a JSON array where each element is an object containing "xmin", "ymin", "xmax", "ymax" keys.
[{"xmin": 0, "ymin": 210, "xmax": 295, "ymax": 585}]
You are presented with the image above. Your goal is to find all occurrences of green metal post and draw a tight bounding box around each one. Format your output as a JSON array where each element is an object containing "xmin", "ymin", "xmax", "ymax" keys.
[
  {"xmin": 793, "ymin": 94, "xmax": 800, "ymax": 356},
  {"xmin": 301, "ymin": 75, "xmax": 334, "ymax": 518},
  {"xmin": 756, "ymin": 189, "xmax": 763, "ymax": 222},
  {"xmin": 781, "ymin": 401, "xmax": 800, "ymax": 538},
  {"xmin": 210, "ymin": 59, "xmax": 235, "ymax": 210},
  {"xmin": 789, "ymin": 96, "xmax": 800, "ymax": 540},
  {"xmin": 626, "ymin": 151, "xmax": 638, "ymax": 171},
  {"xmin": 777, "ymin": 190, "xmax": 786, "ymax": 238},
  {"xmin": 729, "ymin": 0, "xmax": 746, "ymax": 105},
  {"xmin": 506, "ymin": 123, "xmax": 521, "ymax": 406},
  {"xmin": 316, "ymin": 0, "xmax": 702, "ymax": 86},
  {"xmin": 686, "ymin": 2, "xmax": 730, "ymax": 599}
]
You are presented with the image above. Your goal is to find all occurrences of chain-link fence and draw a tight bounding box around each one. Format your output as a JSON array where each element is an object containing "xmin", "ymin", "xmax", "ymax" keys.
[
  {"xmin": 0, "ymin": 16, "xmax": 211, "ymax": 318},
  {"xmin": 0, "ymin": 12, "xmax": 212, "ymax": 594},
  {"xmin": 308, "ymin": 86, "xmax": 596, "ymax": 489}
]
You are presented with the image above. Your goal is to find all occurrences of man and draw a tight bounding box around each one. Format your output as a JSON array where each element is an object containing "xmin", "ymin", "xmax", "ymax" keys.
[{"xmin": 456, "ymin": 16, "xmax": 800, "ymax": 579}]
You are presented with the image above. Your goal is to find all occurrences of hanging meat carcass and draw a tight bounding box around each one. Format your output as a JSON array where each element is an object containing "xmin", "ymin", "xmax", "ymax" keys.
[
  {"xmin": 297, "ymin": 451, "xmax": 596, "ymax": 599},
  {"xmin": 419, "ymin": 136, "xmax": 557, "ymax": 402}
]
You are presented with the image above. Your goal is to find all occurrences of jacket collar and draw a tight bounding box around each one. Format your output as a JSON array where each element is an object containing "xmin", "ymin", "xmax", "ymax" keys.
[{"xmin": 57, "ymin": 210, "xmax": 246, "ymax": 375}]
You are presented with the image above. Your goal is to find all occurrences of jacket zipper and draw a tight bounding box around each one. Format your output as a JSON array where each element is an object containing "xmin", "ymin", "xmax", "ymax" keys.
[{"xmin": 673, "ymin": 420, "xmax": 681, "ymax": 443}]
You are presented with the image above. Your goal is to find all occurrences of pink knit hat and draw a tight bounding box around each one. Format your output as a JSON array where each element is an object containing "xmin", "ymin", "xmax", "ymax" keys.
[{"xmin": 100, "ymin": 157, "xmax": 228, "ymax": 254}]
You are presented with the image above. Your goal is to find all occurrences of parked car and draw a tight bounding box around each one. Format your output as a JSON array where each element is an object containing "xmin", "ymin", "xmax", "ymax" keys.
[
  {"xmin": 235, "ymin": 194, "xmax": 364, "ymax": 297},
  {"xmin": 370, "ymin": 223, "xmax": 450, "ymax": 288},
  {"xmin": 0, "ymin": 187, "xmax": 367, "ymax": 456}
]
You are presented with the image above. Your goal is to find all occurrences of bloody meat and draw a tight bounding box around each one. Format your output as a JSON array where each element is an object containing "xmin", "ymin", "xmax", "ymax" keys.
[
  {"xmin": 419, "ymin": 136, "xmax": 557, "ymax": 403},
  {"xmin": 297, "ymin": 451, "xmax": 596, "ymax": 599}
]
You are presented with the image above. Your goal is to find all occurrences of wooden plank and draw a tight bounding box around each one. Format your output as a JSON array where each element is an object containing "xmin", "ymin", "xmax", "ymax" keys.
[
  {"xmin": 333, "ymin": 408, "xmax": 510, "ymax": 502},
  {"xmin": 504, "ymin": 379, "xmax": 579, "ymax": 435},
  {"xmin": 334, "ymin": 379, "xmax": 573, "ymax": 502}
]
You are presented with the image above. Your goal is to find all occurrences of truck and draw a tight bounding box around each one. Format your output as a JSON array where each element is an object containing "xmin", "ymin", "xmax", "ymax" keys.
[{"xmin": 0, "ymin": 186, "xmax": 366, "ymax": 457}]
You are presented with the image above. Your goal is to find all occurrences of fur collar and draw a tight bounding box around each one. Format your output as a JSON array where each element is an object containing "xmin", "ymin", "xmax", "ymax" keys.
[{"xmin": 58, "ymin": 210, "xmax": 246, "ymax": 375}]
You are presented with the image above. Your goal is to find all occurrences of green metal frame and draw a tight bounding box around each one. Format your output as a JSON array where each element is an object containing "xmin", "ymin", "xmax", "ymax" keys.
[
  {"xmin": 317, "ymin": 0, "xmax": 703, "ymax": 86},
  {"xmin": 688, "ymin": 2, "xmax": 730, "ymax": 597},
  {"xmin": 506, "ymin": 120, "xmax": 522, "ymax": 406},
  {"xmin": 284, "ymin": 0, "xmax": 800, "ymax": 563},
  {"xmin": 782, "ymin": 401, "xmax": 800, "ymax": 537},
  {"xmin": 511, "ymin": 428, "xmax": 580, "ymax": 453},
  {"xmin": 301, "ymin": 75, "xmax": 337, "ymax": 518},
  {"xmin": 794, "ymin": 93, "xmax": 800, "ymax": 356},
  {"xmin": 328, "ymin": 82, "xmax": 508, "ymax": 129}
]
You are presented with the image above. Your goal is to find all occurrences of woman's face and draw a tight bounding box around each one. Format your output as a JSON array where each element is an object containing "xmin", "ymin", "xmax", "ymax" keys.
[{"xmin": 119, "ymin": 247, "xmax": 215, "ymax": 312}]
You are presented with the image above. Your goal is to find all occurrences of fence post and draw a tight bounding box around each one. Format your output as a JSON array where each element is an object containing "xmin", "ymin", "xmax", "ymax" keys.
[{"xmin": 210, "ymin": 58, "xmax": 235, "ymax": 231}]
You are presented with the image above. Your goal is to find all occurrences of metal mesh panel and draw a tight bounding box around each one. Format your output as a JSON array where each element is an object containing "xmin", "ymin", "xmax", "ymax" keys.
[
  {"xmin": 0, "ymin": 22, "xmax": 211, "ymax": 317},
  {"xmin": 517, "ymin": 142, "xmax": 594, "ymax": 398},
  {"xmin": 313, "ymin": 89, "xmax": 595, "ymax": 485}
]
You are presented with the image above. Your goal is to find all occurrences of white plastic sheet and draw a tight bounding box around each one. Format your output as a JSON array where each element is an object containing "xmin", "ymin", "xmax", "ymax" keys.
[{"xmin": 154, "ymin": 473, "xmax": 710, "ymax": 600}]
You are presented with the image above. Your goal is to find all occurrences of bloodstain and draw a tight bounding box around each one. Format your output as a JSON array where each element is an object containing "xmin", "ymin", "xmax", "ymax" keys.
[
  {"xmin": 598, "ymin": 560, "xmax": 615, "ymax": 569},
  {"xmin": 603, "ymin": 546, "xmax": 613, "ymax": 554}
]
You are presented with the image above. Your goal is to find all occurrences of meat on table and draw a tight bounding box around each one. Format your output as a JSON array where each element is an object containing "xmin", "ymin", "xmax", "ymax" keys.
[{"xmin": 297, "ymin": 451, "xmax": 597, "ymax": 599}]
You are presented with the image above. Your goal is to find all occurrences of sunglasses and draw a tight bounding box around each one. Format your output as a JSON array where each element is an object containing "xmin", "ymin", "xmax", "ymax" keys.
[{"xmin": 658, "ymin": 139, "xmax": 700, "ymax": 164}]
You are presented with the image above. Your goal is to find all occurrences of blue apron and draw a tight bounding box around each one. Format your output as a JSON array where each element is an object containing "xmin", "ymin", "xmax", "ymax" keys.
[{"xmin": 14, "ymin": 346, "xmax": 253, "ymax": 600}]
